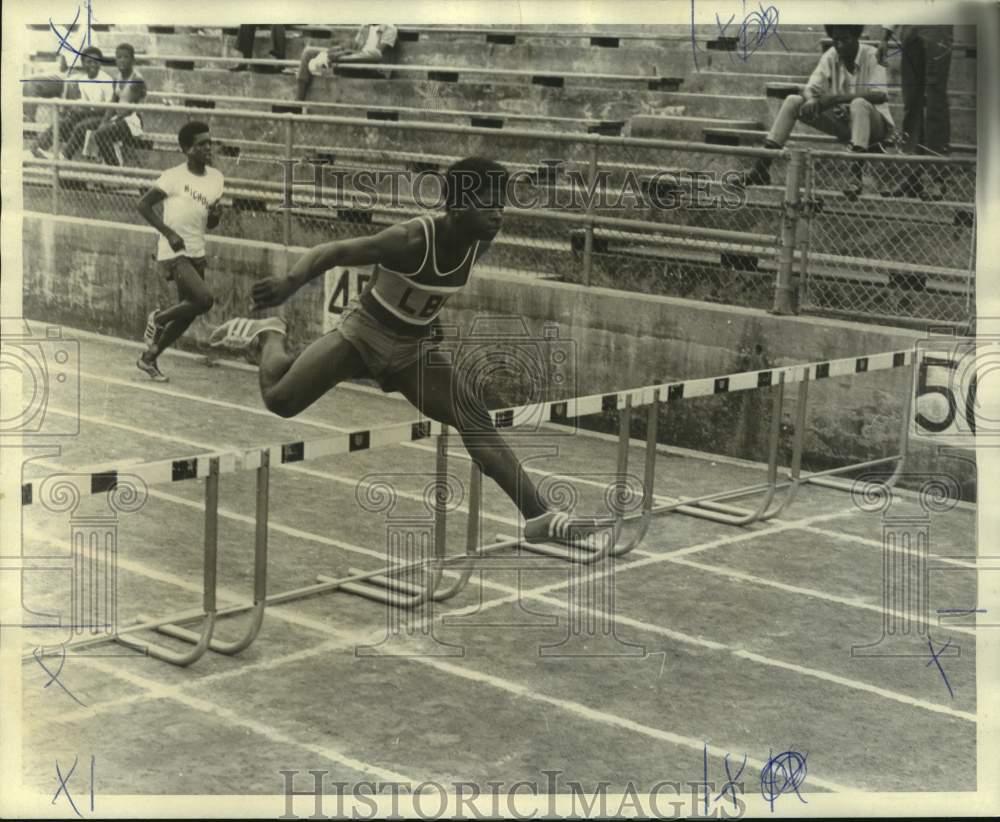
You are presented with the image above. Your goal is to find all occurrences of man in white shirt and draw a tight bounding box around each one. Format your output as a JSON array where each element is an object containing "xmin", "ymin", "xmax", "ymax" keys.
[
  {"xmin": 136, "ymin": 121, "xmax": 224, "ymax": 381},
  {"xmin": 742, "ymin": 26, "xmax": 895, "ymax": 198},
  {"xmin": 91, "ymin": 43, "xmax": 148, "ymax": 167},
  {"xmin": 294, "ymin": 23, "xmax": 399, "ymax": 102},
  {"xmin": 33, "ymin": 46, "xmax": 114, "ymax": 159}
]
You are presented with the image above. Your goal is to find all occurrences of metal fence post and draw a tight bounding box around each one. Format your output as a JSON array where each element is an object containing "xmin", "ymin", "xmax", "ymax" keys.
[
  {"xmin": 771, "ymin": 148, "xmax": 805, "ymax": 316},
  {"xmin": 283, "ymin": 116, "xmax": 294, "ymax": 254},
  {"xmin": 582, "ymin": 137, "xmax": 600, "ymax": 288},
  {"xmin": 796, "ymin": 151, "xmax": 815, "ymax": 313},
  {"xmin": 51, "ymin": 103, "xmax": 61, "ymax": 215}
]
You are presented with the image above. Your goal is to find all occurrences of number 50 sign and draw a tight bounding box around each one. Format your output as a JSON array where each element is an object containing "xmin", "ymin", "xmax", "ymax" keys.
[{"xmin": 913, "ymin": 339, "xmax": 1000, "ymax": 447}]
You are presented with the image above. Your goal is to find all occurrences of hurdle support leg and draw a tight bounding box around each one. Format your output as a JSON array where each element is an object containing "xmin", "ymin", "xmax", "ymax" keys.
[
  {"xmin": 794, "ymin": 358, "xmax": 913, "ymax": 492},
  {"xmin": 514, "ymin": 392, "xmax": 655, "ymax": 564},
  {"xmin": 428, "ymin": 459, "xmax": 482, "ymax": 601},
  {"xmin": 112, "ymin": 458, "xmax": 221, "ymax": 667},
  {"xmin": 318, "ymin": 429, "xmax": 450, "ymax": 608},
  {"xmin": 155, "ymin": 450, "xmax": 271, "ymax": 654},
  {"xmin": 650, "ymin": 374, "xmax": 790, "ymax": 526},
  {"xmin": 609, "ymin": 390, "xmax": 659, "ymax": 556},
  {"xmin": 755, "ymin": 371, "xmax": 808, "ymax": 521}
]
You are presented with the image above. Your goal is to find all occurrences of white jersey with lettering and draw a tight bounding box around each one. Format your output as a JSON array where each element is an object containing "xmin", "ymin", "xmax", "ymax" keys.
[{"xmin": 360, "ymin": 215, "xmax": 482, "ymax": 334}]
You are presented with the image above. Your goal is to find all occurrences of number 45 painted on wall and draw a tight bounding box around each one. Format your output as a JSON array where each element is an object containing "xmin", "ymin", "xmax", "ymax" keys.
[{"xmin": 912, "ymin": 336, "xmax": 1000, "ymax": 448}]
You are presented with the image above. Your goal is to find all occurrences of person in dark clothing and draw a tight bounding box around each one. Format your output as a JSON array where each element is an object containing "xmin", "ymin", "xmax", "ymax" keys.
[
  {"xmin": 877, "ymin": 25, "xmax": 953, "ymax": 200},
  {"xmin": 229, "ymin": 25, "xmax": 287, "ymax": 73}
]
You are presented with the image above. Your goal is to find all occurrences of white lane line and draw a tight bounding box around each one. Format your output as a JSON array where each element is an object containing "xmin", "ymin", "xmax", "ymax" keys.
[
  {"xmin": 802, "ymin": 525, "xmax": 978, "ymax": 570},
  {"xmin": 61, "ymin": 322, "xmax": 411, "ymax": 402},
  {"xmin": 413, "ymin": 658, "xmax": 853, "ymax": 792},
  {"xmin": 661, "ymin": 555, "xmax": 976, "ymax": 638},
  {"xmin": 732, "ymin": 650, "xmax": 977, "ymax": 723},
  {"xmin": 26, "ymin": 492, "xmax": 975, "ymax": 730},
  {"xmin": 79, "ymin": 369, "xmax": 351, "ymax": 432},
  {"xmin": 40, "ymin": 638, "xmax": 352, "ymax": 725},
  {"xmin": 74, "ymin": 656, "xmax": 417, "ymax": 783}
]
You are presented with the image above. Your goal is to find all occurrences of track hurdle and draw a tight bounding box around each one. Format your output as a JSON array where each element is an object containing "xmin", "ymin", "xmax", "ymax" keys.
[{"xmin": 21, "ymin": 349, "xmax": 917, "ymax": 660}]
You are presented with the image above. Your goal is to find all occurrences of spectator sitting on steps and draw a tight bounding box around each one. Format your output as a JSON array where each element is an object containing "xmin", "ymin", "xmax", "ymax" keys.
[
  {"xmin": 33, "ymin": 46, "xmax": 114, "ymax": 160},
  {"xmin": 740, "ymin": 25, "xmax": 896, "ymax": 200},
  {"xmin": 294, "ymin": 23, "xmax": 398, "ymax": 102},
  {"xmin": 89, "ymin": 43, "xmax": 148, "ymax": 167}
]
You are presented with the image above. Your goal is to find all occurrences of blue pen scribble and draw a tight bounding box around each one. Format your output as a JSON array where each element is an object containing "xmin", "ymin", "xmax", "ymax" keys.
[
  {"xmin": 33, "ymin": 646, "xmax": 87, "ymax": 707},
  {"xmin": 691, "ymin": 0, "xmax": 789, "ymax": 71},
  {"xmin": 47, "ymin": 0, "xmax": 113, "ymax": 75},
  {"xmin": 714, "ymin": 751, "xmax": 747, "ymax": 811},
  {"xmin": 717, "ymin": 2, "xmax": 789, "ymax": 63},
  {"xmin": 760, "ymin": 749, "xmax": 807, "ymax": 812},
  {"xmin": 926, "ymin": 636, "xmax": 955, "ymax": 698},
  {"xmin": 53, "ymin": 756, "xmax": 82, "ymax": 818}
]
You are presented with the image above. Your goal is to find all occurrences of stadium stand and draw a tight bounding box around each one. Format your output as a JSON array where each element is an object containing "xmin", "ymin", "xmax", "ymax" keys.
[{"xmin": 22, "ymin": 23, "xmax": 977, "ymax": 328}]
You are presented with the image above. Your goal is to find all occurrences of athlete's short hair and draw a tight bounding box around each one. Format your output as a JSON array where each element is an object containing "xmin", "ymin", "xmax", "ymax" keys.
[
  {"xmin": 444, "ymin": 156, "xmax": 508, "ymax": 210},
  {"xmin": 81, "ymin": 46, "xmax": 104, "ymax": 61},
  {"xmin": 178, "ymin": 121, "xmax": 210, "ymax": 152},
  {"xmin": 824, "ymin": 25, "xmax": 864, "ymax": 40},
  {"xmin": 115, "ymin": 43, "xmax": 136, "ymax": 58}
]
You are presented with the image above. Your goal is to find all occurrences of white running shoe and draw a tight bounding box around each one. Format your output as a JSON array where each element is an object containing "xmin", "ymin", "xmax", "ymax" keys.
[
  {"xmin": 209, "ymin": 317, "xmax": 286, "ymax": 349},
  {"xmin": 143, "ymin": 308, "xmax": 162, "ymax": 346},
  {"xmin": 523, "ymin": 510, "xmax": 612, "ymax": 545}
]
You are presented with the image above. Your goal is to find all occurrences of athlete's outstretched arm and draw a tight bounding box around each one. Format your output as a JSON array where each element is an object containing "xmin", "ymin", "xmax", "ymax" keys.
[{"xmin": 251, "ymin": 222, "xmax": 421, "ymax": 310}]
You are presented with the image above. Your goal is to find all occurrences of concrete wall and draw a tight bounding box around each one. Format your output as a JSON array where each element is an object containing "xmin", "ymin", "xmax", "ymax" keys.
[{"xmin": 21, "ymin": 213, "xmax": 975, "ymax": 498}]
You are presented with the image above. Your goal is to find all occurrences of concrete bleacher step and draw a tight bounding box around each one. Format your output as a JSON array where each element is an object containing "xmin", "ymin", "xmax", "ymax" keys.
[
  {"xmin": 626, "ymin": 114, "xmax": 761, "ymax": 141},
  {"xmin": 133, "ymin": 66, "xmax": 688, "ymax": 121},
  {"xmin": 685, "ymin": 71, "xmax": 977, "ymax": 106},
  {"xmin": 685, "ymin": 48, "xmax": 977, "ymax": 91},
  {"xmin": 701, "ymin": 126, "xmax": 977, "ymax": 155}
]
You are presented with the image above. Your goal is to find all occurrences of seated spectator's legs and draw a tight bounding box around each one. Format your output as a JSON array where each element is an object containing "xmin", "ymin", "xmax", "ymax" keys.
[
  {"xmin": 295, "ymin": 46, "xmax": 328, "ymax": 100},
  {"xmin": 62, "ymin": 114, "xmax": 105, "ymax": 159},
  {"xmin": 329, "ymin": 47, "xmax": 383, "ymax": 64},
  {"xmin": 35, "ymin": 109, "xmax": 88, "ymax": 153},
  {"xmin": 93, "ymin": 118, "xmax": 134, "ymax": 165},
  {"xmin": 22, "ymin": 75, "xmax": 65, "ymax": 122}
]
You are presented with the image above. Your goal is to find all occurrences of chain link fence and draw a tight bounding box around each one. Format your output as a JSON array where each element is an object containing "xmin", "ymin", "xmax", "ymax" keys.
[
  {"xmin": 796, "ymin": 148, "xmax": 976, "ymax": 328},
  {"xmin": 22, "ymin": 97, "xmax": 976, "ymax": 330}
]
